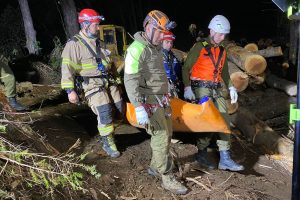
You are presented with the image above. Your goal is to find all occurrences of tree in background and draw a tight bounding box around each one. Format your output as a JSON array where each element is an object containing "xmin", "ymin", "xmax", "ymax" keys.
[
  {"xmin": 57, "ymin": 0, "xmax": 79, "ymax": 39},
  {"xmin": 18, "ymin": 0, "xmax": 40, "ymax": 55}
]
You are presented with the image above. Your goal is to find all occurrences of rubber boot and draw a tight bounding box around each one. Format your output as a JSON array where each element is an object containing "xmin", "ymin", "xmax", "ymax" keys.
[
  {"xmin": 195, "ymin": 148, "xmax": 215, "ymax": 169},
  {"xmin": 218, "ymin": 150, "xmax": 244, "ymax": 171},
  {"xmin": 102, "ymin": 134, "xmax": 120, "ymax": 158},
  {"xmin": 7, "ymin": 97, "xmax": 26, "ymax": 112},
  {"xmin": 161, "ymin": 173, "xmax": 188, "ymax": 195}
]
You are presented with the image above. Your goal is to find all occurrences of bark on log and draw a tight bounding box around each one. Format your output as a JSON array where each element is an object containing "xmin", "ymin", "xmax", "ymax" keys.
[
  {"xmin": 266, "ymin": 73, "xmax": 297, "ymax": 96},
  {"xmin": 231, "ymin": 107, "xmax": 293, "ymax": 159},
  {"xmin": 226, "ymin": 43, "xmax": 267, "ymax": 75},
  {"xmin": 244, "ymin": 43, "xmax": 258, "ymax": 52},
  {"xmin": 255, "ymin": 47, "xmax": 283, "ymax": 58},
  {"xmin": 228, "ymin": 61, "xmax": 249, "ymax": 92}
]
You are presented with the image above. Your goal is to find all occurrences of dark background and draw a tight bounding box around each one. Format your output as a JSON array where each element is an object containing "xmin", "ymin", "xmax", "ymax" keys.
[{"xmin": 0, "ymin": 0, "xmax": 289, "ymax": 53}]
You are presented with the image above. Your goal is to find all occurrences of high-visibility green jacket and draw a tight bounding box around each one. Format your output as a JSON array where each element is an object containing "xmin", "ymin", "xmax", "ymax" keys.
[{"xmin": 124, "ymin": 32, "xmax": 168, "ymax": 107}]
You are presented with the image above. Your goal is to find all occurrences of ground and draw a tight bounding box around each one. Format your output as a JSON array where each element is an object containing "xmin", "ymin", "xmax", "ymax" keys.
[
  {"xmin": 33, "ymin": 109, "xmax": 292, "ymax": 200},
  {"xmin": 0, "ymin": 84, "xmax": 292, "ymax": 200}
]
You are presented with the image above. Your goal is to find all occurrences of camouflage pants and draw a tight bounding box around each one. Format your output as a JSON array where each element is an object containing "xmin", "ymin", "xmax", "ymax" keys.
[
  {"xmin": 194, "ymin": 87, "xmax": 231, "ymax": 151},
  {"xmin": 0, "ymin": 61, "xmax": 16, "ymax": 98},
  {"xmin": 145, "ymin": 95, "xmax": 173, "ymax": 175},
  {"xmin": 86, "ymin": 85, "xmax": 123, "ymax": 136}
]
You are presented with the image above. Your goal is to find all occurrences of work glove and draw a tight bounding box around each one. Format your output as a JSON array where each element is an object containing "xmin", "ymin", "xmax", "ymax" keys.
[
  {"xmin": 135, "ymin": 106, "xmax": 150, "ymax": 126},
  {"xmin": 184, "ymin": 86, "xmax": 195, "ymax": 101},
  {"xmin": 229, "ymin": 86, "xmax": 238, "ymax": 104}
]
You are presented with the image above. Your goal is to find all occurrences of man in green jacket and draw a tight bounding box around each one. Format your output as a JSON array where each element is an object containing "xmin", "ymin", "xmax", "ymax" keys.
[
  {"xmin": 124, "ymin": 10, "xmax": 188, "ymax": 195},
  {"xmin": 182, "ymin": 15, "xmax": 244, "ymax": 171}
]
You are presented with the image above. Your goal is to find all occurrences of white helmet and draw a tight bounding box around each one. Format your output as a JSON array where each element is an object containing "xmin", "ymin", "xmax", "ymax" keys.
[{"xmin": 208, "ymin": 15, "xmax": 230, "ymax": 34}]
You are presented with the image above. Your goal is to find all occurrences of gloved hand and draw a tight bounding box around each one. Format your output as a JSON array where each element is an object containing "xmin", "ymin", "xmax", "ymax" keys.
[
  {"xmin": 229, "ymin": 86, "xmax": 238, "ymax": 104},
  {"xmin": 184, "ymin": 86, "xmax": 195, "ymax": 101},
  {"xmin": 135, "ymin": 106, "xmax": 150, "ymax": 126}
]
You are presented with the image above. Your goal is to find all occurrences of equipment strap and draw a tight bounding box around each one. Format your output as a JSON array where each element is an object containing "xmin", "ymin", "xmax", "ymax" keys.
[{"xmin": 201, "ymin": 39, "xmax": 224, "ymax": 81}]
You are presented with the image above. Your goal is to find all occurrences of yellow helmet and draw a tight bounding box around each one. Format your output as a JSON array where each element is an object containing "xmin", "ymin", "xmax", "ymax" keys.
[{"xmin": 143, "ymin": 10, "xmax": 176, "ymax": 32}]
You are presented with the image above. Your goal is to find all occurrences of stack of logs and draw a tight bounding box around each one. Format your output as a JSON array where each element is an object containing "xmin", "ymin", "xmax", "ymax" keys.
[{"xmin": 226, "ymin": 41, "xmax": 297, "ymax": 114}]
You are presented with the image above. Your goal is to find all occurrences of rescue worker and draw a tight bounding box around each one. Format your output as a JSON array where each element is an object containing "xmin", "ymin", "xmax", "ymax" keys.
[
  {"xmin": 124, "ymin": 10, "xmax": 188, "ymax": 195},
  {"xmin": 182, "ymin": 15, "xmax": 244, "ymax": 171},
  {"xmin": 0, "ymin": 58, "xmax": 26, "ymax": 112},
  {"xmin": 61, "ymin": 8, "xmax": 123, "ymax": 158},
  {"xmin": 162, "ymin": 31, "xmax": 183, "ymax": 98}
]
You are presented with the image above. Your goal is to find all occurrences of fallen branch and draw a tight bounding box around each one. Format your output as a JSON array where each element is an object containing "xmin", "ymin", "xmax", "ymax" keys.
[{"xmin": 186, "ymin": 177, "xmax": 212, "ymax": 191}]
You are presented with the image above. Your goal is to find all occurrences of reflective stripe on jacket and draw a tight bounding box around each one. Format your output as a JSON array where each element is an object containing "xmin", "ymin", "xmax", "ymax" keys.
[{"xmin": 61, "ymin": 31, "xmax": 111, "ymax": 91}]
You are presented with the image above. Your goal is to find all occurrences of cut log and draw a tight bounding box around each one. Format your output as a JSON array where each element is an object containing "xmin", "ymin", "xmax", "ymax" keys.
[
  {"xmin": 266, "ymin": 73, "xmax": 297, "ymax": 96},
  {"xmin": 255, "ymin": 47, "xmax": 283, "ymax": 58},
  {"xmin": 244, "ymin": 43, "xmax": 258, "ymax": 52},
  {"xmin": 228, "ymin": 61, "xmax": 249, "ymax": 92},
  {"xmin": 171, "ymin": 48, "xmax": 188, "ymax": 63},
  {"xmin": 231, "ymin": 107, "xmax": 293, "ymax": 160},
  {"xmin": 226, "ymin": 100, "xmax": 238, "ymax": 114},
  {"xmin": 249, "ymin": 73, "xmax": 265, "ymax": 85},
  {"xmin": 226, "ymin": 43, "xmax": 267, "ymax": 75}
]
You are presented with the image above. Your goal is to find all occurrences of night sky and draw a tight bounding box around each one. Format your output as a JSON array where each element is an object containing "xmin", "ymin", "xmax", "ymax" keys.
[{"xmin": 0, "ymin": 0, "xmax": 289, "ymax": 53}]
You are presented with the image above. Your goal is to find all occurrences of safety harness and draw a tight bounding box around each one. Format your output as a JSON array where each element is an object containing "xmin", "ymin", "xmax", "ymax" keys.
[
  {"xmin": 71, "ymin": 35, "xmax": 120, "ymax": 95},
  {"xmin": 191, "ymin": 40, "xmax": 224, "ymax": 90},
  {"xmin": 201, "ymin": 39, "xmax": 224, "ymax": 82}
]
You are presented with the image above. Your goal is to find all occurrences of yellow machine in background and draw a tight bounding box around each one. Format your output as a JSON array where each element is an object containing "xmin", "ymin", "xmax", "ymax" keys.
[{"xmin": 99, "ymin": 25, "xmax": 129, "ymax": 72}]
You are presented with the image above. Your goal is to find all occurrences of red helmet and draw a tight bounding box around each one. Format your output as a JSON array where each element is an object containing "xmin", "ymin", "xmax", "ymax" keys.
[
  {"xmin": 78, "ymin": 9, "xmax": 105, "ymax": 24},
  {"xmin": 162, "ymin": 31, "xmax": 175, "ymax": 41}
]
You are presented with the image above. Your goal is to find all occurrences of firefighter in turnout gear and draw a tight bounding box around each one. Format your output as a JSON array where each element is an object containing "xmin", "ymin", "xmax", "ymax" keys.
[
  {"xmin": 124, "ymin": 10, "xmax": 188, "ymax": 195},
  {"xmin": 61, "ymin": 8, "xmax": 123, "ymax": 158},
  {"xmin": 182, "ymin": 15, "xmax": 244, "ymax": 171},
  {"xmin": 162, "ymin": 31, "xmax": 183, "ymax": 98}
]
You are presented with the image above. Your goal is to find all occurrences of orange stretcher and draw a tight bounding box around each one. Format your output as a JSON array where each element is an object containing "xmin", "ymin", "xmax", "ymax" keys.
[{"xmin": 126, "ymin": 97, "xmax": 231, "ymax": 134}]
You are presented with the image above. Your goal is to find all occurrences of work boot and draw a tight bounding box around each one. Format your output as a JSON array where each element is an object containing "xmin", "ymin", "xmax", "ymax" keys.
[
  {"xmin": 7, "ymin": 97, "xmax": 26, "ymax": 112},
  {"xmin": 102, "ymin": 134, "xmax": 120, "ymax": 158},
  {"xmin": 161, "ymin": 174, "xmax": 188, "ymax": 195},
  {"xmin": 195, "ymin": 149, "xmax": 215, "ymax": 169},
  {"xmin": 218, "ymin": 150, "xmax": 244, "ymax": 171}
]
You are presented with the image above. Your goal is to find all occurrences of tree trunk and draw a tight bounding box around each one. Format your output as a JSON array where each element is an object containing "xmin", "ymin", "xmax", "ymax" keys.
[
  {"xmin": 18, "ymin": 0, "xmax": 39, "ymax": 55},
  {"xmin": 59, "ymin": 0, "xmax": 79, "ymax": 39},
  {"xmin": 228, "ymin": 61, "xmax": 249, "ymax": 92},
  {"xmin": 255, "ymin": 46, "xmax": 283, "ymax": 58},
  {"xmin": 266, "ymin": 73, "xmax": 297, "ymax": 96},
  {"xmin": 226, "ymin": 43, "xmax": 267, "ymax": 75}
]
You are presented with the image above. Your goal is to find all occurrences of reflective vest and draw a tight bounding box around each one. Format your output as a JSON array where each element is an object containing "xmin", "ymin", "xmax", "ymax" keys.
[{"xmin": 190, "ymin": 40, "xmax": 226, "ymax": 83}]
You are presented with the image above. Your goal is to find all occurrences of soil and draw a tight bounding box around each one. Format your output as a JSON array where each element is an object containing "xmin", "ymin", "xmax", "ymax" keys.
[{"xmin": 1, "ymin": 84, "xmax": 292, "ymax": 200}]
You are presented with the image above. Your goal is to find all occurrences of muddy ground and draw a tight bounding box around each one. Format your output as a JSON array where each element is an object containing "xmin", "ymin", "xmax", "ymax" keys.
[{"xmin": 1, "ymin": 84, "xmax": 292, "ymax": 200}]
